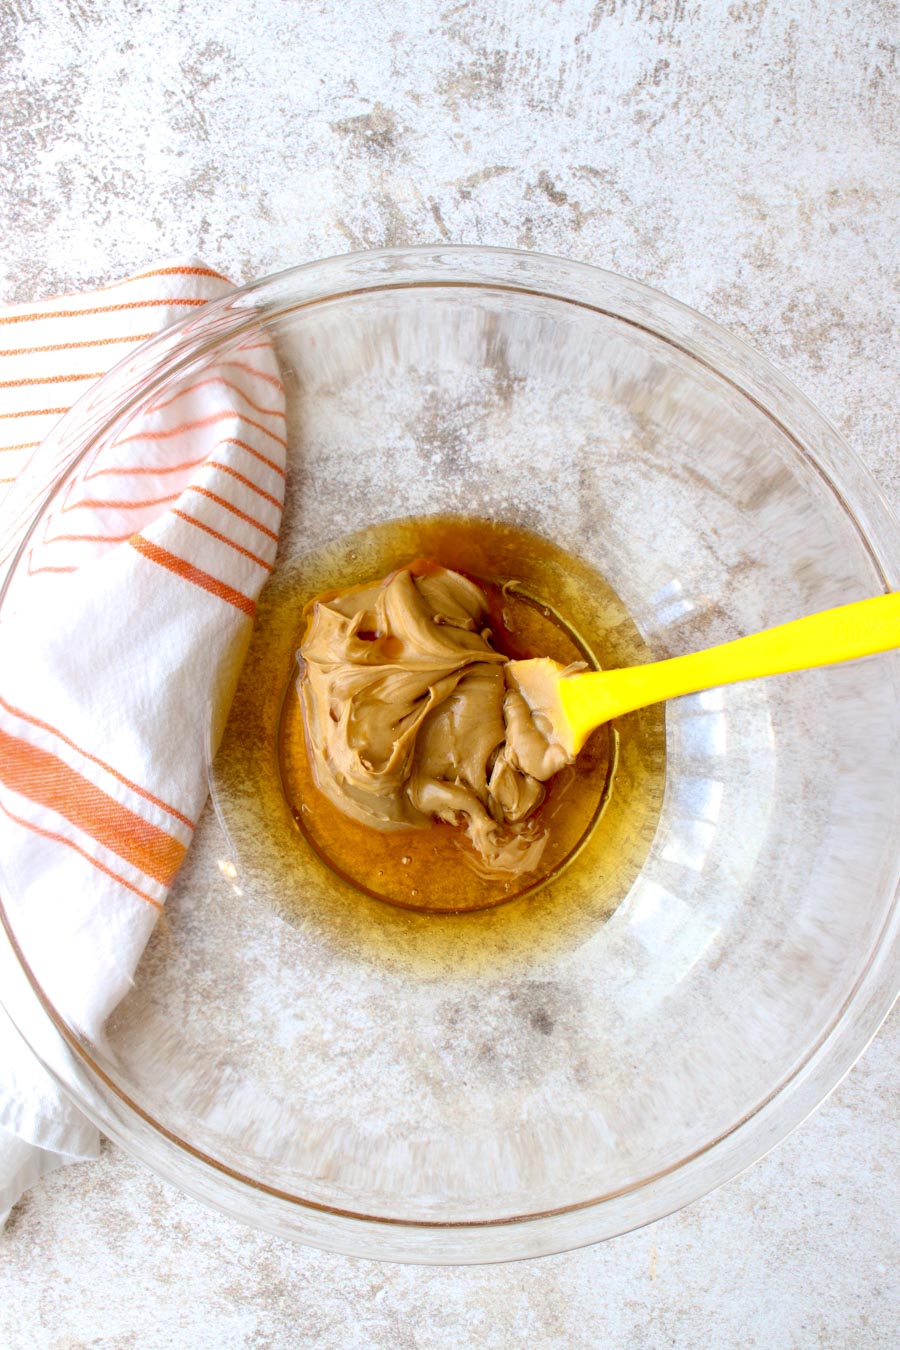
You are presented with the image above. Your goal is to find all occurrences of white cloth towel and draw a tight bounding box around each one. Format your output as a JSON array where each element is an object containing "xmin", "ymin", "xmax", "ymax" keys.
[{"xmin": 0, "ymin": 261, "xmax": 286, "ymax": 1225}]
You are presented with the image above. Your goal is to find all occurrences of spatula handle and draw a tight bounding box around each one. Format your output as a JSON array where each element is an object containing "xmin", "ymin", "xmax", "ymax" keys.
[{"xmin": 566, "ymin": 591, "xmax": 900, "ymax": 730}]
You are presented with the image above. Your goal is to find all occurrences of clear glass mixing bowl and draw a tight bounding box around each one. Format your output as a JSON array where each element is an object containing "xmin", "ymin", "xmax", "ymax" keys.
[{"xmin": 1, "ymin": 247, "xmax": 898, "ymax": 1263}]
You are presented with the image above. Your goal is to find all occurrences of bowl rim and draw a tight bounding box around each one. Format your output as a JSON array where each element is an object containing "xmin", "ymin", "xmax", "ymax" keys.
[{"xmin": 1, "ymin": 244, "xmax": 898, "ymax": 1263}]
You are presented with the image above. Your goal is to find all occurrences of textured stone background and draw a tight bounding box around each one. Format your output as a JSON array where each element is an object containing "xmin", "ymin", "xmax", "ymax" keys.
[{"xmin": 1, "ymin": 0, "xmax": 898, "ymax": 1345}]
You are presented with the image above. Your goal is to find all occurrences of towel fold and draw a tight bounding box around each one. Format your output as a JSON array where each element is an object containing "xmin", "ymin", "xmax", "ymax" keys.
[{"xmin": 0, "ymin": 260, "xmax": 285, "ymax": 1226}]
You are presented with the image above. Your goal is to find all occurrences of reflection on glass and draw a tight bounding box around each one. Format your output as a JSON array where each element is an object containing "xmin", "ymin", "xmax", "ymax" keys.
[
  {"xmin": 625, "ymin": 878, "xmax": 722, "ymax": 986},
  {"xmin": 216, "ymin": 858, "xmax": 243, "ymax": 897},
  {"xmin": 661, "ymin": 818, "xmax": 717, "ymax": 871},
  {"xmin": 650, "ymin": 577, "xmax": 696, "ymax": 627},
  {"xmin": 675, "ymin": 709, "xmax": 728, "ymax": 756},
  {"xmin": 627, "ymin": 880, "xmax": 692, "ymax": 954},
  {"xmin": 667, "ymin": 774, "xmax": 724, "ymax": 824}
]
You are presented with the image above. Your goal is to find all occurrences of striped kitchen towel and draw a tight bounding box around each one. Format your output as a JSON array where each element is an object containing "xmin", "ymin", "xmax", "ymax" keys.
[{"xmin": 0, "ymin": 261, "xmax": 286, "ymax": 1225}]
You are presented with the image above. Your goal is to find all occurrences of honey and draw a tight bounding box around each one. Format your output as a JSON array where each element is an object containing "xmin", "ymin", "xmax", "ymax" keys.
[{"xmin": 211, "ymin": 516, "xmax": 666, "ymax": 975}]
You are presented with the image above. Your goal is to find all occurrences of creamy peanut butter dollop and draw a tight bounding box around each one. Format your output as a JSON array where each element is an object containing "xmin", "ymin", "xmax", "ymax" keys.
[{"xmin": 297, "ymin": 564, "xmax": 578, "ymax": 879}]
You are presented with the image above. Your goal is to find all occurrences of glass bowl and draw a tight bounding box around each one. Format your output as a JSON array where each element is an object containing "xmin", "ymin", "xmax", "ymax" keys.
[{"xmin": 1, "ymin": 247, "xmax": 898, "ymax": 1263}]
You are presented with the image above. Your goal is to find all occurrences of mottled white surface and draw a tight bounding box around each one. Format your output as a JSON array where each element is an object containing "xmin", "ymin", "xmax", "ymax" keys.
[{"xmin": 1, "ymin": 0, "xmax": 898, "ymax": 1345}]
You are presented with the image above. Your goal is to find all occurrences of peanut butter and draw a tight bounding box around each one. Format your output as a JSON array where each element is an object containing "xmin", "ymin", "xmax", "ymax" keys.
[{"xmin": 297, "ymin": 564, "xmax": 577, "ymax": 879}]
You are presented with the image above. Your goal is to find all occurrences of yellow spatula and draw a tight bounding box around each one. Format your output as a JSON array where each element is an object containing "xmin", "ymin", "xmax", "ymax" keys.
[{"xmin": 506, "ymin": 592, "xmax": 900, "ymax": 760}]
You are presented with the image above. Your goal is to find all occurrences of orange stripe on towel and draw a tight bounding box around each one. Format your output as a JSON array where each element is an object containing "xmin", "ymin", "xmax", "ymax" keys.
[
  {"xmin": 42, "ymin": 529, "xmax": 139, "ymax": 544},
  {"xmin": 0, "ymin": 334, "xmax": 157, "ymax": 357},
  {"xmin": 0, "ymin": 372, "xmax": 105, "ymax": 389},
  {"xmin": 0, "ymin": 726, "xmax": 186, "ymax": 887},
  {"xmin": 216, "ymin": 437, "xmax": 286, "ymax": 477},
  {"xmin": 185, "ymin": 486, "xmax": 279, "ymax": 541},
  {"xmin": 61, "ymin": 490, "xmax": 182, "ymax": 514},
  {"xmin": 0, "ymin": 797, "xmax": 163, "ymax": 912},
  {"xmin": 0, "ymin": 693, "xmax": 195, "ymax": 828},
  {"xmin": 219, "ymin": 359, "xmax": 285, "ymax": 392},
  {"xmin": 103, "ymin": 265, "xmax": 232, "ymax": 288},
  {"xmin": 129, "ymin": 535, "xmax": 256, "ymax": 617},
  {"xmin": 171, "ymin": 509, "xmax": 273, "ymax": 570},
  {"xmin": 111, "ymin": 409, "xmax": 288, "ymax": 450},
  {"xmin": 82, "ymin": 455, "xmax": 208, "ymax": 481},
  {"xmin": 0, "ymin": 407, "xmax": 71, "ymax": 420},
  {"xmin": 211, "ymin": 461, "xmax": 282, "ymax": 508},
  {"xmin": 0, "ymin": 298, "xmax": 209, "ymax": 326},
  {"xmin": 148, "ymin": 376, "xmax": 286, "ymax": 419},
  {"xmin": 88, "ymin": 438, "xmax": 285, "ymax": 485}
]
